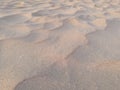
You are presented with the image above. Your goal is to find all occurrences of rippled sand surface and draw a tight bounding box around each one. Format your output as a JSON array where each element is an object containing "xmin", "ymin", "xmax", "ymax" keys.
[{"xmin": 0, "ymin": 0, "xmax": 120, "ymax": 90}]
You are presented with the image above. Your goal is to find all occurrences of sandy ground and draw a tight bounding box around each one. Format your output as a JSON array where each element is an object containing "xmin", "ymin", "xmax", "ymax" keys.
[{"xmin": 0, "ymin": 0, "xmax": 120, "ymax": 90}]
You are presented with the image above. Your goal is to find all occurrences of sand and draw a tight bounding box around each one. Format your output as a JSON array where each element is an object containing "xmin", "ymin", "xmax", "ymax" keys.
[{"xmin": 0, "ymin": 0, "xmax": 120, "ymax": 90}]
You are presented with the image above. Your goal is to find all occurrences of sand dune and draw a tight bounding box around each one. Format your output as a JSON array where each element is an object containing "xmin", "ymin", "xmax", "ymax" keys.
[{"xmin": 0, "ymin": 0, "xmax": 120, "ymax": 90}]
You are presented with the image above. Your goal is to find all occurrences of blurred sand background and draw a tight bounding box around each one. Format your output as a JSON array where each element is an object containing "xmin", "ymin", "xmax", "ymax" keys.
[{"xmin": 0, "ymin": 0, "xmax": 120, "ymax": 90}]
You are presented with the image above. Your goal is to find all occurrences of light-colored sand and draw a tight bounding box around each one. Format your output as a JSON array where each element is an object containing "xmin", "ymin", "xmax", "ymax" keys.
[{"xmin": 0, "ymin": 0, "xmax": 120, "ymax": 90}]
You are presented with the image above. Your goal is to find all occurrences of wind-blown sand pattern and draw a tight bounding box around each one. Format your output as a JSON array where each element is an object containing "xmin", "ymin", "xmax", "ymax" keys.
[{"xmin": 0, "ymin": 0, "xmax": 120, "ymax": 90}]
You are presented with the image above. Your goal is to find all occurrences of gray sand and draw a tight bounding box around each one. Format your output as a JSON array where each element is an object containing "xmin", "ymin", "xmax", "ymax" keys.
[{"xmin": 15, "ymin": 20, "xmax": 120, "ymax": 90}]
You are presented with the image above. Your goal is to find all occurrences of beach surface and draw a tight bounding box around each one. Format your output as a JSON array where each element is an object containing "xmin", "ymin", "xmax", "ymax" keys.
[{"xmin": 0, "ymin": 0, "xmax": 120, "ymax": 90}]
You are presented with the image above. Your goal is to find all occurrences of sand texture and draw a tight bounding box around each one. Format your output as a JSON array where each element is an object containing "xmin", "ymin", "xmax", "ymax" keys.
[{"xmin": 0, "ymin": 0, "xmax": 120, "ymax": 90}]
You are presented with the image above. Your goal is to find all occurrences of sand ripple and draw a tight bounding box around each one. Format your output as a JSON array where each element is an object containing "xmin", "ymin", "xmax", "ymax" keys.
[{"xmin": 0, "ymin": 0, "xmax": 120, "ymax": 90}]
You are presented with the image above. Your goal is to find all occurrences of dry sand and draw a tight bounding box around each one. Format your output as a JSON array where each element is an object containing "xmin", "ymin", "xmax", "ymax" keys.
[{"xmin": 0, "ymin": 0, "xmax": 120, "ymax": 90}]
